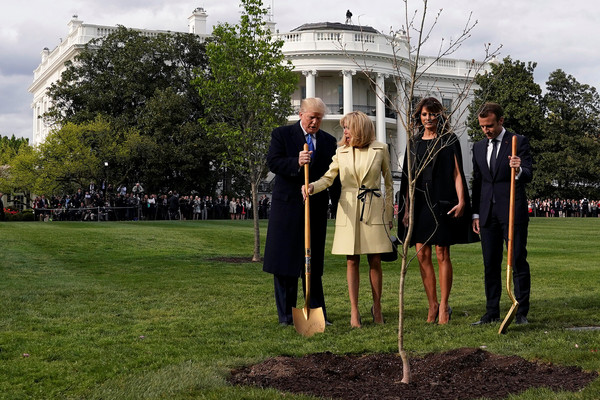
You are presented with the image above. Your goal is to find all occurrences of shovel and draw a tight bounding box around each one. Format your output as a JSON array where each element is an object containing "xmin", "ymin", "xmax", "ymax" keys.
[
  {"xmin": 293, "ymin": 143, "xmax": 326, "ymax": 337},
  {"xmin": 499, "ymin": 136, "xmax": 519, "ymax": 334}
]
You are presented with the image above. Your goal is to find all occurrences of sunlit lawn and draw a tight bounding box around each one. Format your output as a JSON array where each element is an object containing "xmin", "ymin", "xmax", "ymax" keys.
[{"xmin": 0, "ymin": 218, "xmax": 598, "ymax": 399}]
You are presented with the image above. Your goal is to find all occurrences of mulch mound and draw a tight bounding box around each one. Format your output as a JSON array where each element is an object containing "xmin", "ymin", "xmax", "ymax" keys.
[{"xmin": 229, "ymin": 347, "xmax": 598, "ymax": 399}]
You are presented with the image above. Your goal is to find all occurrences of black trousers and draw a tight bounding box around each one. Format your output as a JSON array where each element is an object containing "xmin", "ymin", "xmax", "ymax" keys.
[
  {"xmin": 273, "ymin": 273, "xmax": 326, "ymax": 324},
  {"xmin": 480, "ymin": 207, "xmax": 530, "ymax": 318}
]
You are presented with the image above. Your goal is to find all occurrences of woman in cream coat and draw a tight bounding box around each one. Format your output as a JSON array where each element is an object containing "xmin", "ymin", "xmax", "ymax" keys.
[{"xmin": 304, "ymin": 111, "xmax": 394, "ymax": 328}]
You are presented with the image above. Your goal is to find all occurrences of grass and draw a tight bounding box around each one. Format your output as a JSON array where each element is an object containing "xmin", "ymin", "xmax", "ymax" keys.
[{"xmin": 0, "ymin": 218, "xmax": 599, "ymax": 399}]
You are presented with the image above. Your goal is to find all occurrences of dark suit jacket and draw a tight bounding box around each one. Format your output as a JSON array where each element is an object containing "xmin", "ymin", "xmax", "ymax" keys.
[
  {"xmin": 471, "ymin": 130, "xmax": 533, "ymax": 227},
  {"xmin": 263, "ymin": 121, "xmax": 340, "ymax": 277}
]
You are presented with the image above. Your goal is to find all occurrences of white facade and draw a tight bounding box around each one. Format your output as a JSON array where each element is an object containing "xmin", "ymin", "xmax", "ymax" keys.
[
  {"xmin": 279, "ymin": 22, "xmax": 490, "ymax": 180},
  {"xmin": 28, "ymin": 8, "xmax": 210, "ymax": 146},
  {"xmin": 29, "ymin": 8, "xmax": 489, "ymax": 180}
]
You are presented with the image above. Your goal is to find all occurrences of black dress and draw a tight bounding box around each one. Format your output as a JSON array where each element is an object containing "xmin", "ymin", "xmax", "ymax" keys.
[{"xmin": 401, "ymin": 134, "xmax": 474, "ymax": 247}]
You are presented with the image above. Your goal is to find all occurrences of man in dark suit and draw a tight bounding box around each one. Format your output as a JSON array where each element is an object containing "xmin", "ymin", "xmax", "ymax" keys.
[
  {"xmin": 471, "ymin": 103, "xmax": 533, "ymax": 326},
  {"xmin": 263, "ymin": 98, "xmax": 340, "ymax": 326}
]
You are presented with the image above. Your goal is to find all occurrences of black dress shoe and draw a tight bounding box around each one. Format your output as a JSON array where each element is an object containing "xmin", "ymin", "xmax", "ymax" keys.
[
  {"xmin": 471, "ymin": 314, "xmax": 500, "ymax": 326},
  {"xmin": 515, "ymin": 315, "xmax": 529, "ymax": 325}
]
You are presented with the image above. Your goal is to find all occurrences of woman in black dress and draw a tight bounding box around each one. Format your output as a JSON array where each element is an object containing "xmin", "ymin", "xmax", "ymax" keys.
[{"xmin": 401, "ymin": 97, "xmax": 472, "ymax": 324}]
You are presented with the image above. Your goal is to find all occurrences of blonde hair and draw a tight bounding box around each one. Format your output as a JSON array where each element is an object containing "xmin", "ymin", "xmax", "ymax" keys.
[
  {"xmin": 339, "ymin": 111, "xmax": 375, "ymax": 148},
  {"xmin": 300, "ymin": 98, "xmax": 327, "ymax": 115}
]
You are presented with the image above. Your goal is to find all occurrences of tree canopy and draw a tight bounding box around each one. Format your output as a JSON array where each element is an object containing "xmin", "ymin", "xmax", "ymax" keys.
[
  {"xmin": 534, "ymin": 70, "xmax": 600, "ymax": 198},
  {"xmin": 467, "ymin": 57, "xmax": 600, "ymax": 199},
  {"xmin": 468, "ymin": 57, "xmax": 544, "ymax": 145},
  {"xmin": 43, "ymin": 27, "xmax": 219, "ymax": 194}
]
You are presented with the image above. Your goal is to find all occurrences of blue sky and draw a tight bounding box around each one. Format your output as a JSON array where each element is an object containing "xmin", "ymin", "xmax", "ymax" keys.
[{"xmin": 1, "ymin": 0, "xmax": 597, "ymax": 142}]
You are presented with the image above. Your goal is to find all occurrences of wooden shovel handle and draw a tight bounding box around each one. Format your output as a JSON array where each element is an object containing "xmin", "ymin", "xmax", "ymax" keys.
[
  {"xmin": 507, "ymin": 136, "xmax": 517, "ymax": 268},
  {"xmin": 304, "ymin": 143, "xmax": 310, "ymax": 250}
]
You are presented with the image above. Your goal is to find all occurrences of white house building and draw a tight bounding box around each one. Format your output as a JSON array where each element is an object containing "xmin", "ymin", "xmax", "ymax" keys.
[{"xmin": 29, "ymin": 7, "xmax": 489, "ymax": 181}]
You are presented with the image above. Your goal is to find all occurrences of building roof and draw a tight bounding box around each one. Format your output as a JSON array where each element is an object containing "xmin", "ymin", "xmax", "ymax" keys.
[{"xmin": 291, "ymin": 22, "xmax": 379, "ymax": 34}]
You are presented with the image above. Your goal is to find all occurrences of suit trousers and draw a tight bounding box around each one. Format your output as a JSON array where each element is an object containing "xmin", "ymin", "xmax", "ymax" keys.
[
  {"xmin": 480, "ymin": 205, "xmax": 530, "ymax": 318},
  {"xmin": 273, "ymin": 273, "xmax": 327, "ymax": 324}
]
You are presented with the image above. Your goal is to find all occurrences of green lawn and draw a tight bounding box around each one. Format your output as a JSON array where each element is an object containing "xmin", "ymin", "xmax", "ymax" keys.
[{"xmin": 0, "ymin": 218, "xmax": 599, "ymax": 399}]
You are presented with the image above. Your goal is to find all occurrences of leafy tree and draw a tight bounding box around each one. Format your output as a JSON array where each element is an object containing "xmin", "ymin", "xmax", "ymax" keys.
[
  {"xmin": 467, "ymin": 57, "xmax": 544, "ymax": 146},
  {"xmin": 36, "ymin": 117, "xmax": 144, "ymax": 195},
  {"xmin": 46, "ymin": 27, "xmax": 207, "ymax": 128},
  {"xmin": 534, "ymin": 70, "xmax": 600, "ymax": 198},
  {"xmin": 0, "ymin": 144, "xmax": 37, "ymax": 206},
  {"xmin": 0, "ymin": 136, "xmax": 34, "ymax": 203},
  {"xmin": 0, "ymin": 135, "xmax": 30, "ymax": 165},
  {"xmin": 136, "ymin": 88, "xmax": 221, "ymax": 194},
  {"xmin": 192, "ymin": 0, "xmax": 298, "ymax": 261},
  {"xmin": 44, "ymin": 27, "xmax": 218, "ymax": 193}
]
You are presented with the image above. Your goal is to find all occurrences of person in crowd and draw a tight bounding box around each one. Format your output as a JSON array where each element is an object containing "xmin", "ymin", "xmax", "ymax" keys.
[
  {"xmin": 263, "ymin": 97, "xmax": 340, "ymax": 326},
  {"xmin": 132, "ymin": 182, "xmax": 144, "ymax": 198},
  {"xmin": 0, "ymin": 192, "xmax": 5, "ymax": 221},
  {"xmin": 471, "ymin": 102, "xmax": 533, "ymax": 326},
  {"xmin": 206, "ymin": 196, "xmax": 214, "ymax": 219},
  {"xmin": 303, "ymin": 110, "xmax": 393, "ymax": 328},
  {"xmin": 141, "ymin": 194, "xmax": 150, "ymax": 220},
  {"xmin": 193, "ymin": 196, "xmax": 201, "ymax": 220},
  {"xmin": 229, "ymin": 197, "xmax": 237, "ymax": 220},
  {"xmin": 235, "ymin": 198, "xmax": 242, "ymax": 220},
  {"xmin": 168, "ymin": 191, "xmax": 180, "ymax": 220},
  {"xmin": 400, "ymin": 97, "xmax": 472, "ymax": 324},
  {"xmin": 201, "ymin": 196, "xmax": 208, "ymax": 220}
]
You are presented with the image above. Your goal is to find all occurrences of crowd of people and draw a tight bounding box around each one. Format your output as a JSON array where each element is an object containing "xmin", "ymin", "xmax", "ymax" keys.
[
  {"xmin": 31, "ymin": 183, "xmax": 273, "ymax": 222},
  {"xmin": 529, "ymin": 198, "xmax": 599, "ymax": 217}
]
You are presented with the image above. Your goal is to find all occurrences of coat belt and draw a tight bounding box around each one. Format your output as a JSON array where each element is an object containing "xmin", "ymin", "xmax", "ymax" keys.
[{"xmin": 357, "ymin": 185, "xmax": 380, "ymax": 221}]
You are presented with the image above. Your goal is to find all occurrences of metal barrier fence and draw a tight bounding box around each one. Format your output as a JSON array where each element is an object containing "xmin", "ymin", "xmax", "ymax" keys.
[{"xmin": 33, "ymin": 206, "xmax": 185, "ymax": 222}]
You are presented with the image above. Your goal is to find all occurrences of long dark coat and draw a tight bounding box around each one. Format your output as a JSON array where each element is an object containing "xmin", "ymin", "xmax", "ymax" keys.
[{"xmin": 263, "ymin": 121, "xmax": 340, "ymax": 277}]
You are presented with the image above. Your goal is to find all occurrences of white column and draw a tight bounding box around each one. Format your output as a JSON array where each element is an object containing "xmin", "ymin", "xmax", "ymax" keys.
[
  {"xmin": 303, "ymin": 70, "xmax": 316, "ymax": 98},
  {"xmin": 375, "ymin": 73, "xmax": 386, "ymax": 144},
  {"xmin": 342, "ymin": 70, "xmax": 355, "ymax": 115}
]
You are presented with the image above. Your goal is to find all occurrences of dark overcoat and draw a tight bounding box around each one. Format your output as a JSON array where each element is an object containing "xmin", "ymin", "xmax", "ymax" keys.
[{"xmin": 263, "ymin": 121, "xmax": 340, "ymax": 277}]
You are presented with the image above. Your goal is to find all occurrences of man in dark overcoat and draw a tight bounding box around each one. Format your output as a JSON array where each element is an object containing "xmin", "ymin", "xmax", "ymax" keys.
[
  {"xmin": 471, "ymin": 102, "xmax": 533, "ymax": 326},
  {"xmin": 263, "ymin": 98, "xmax": 340, "ymax": 326}
]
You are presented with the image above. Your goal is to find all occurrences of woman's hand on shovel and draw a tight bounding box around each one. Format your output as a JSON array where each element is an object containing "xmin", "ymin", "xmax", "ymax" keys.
[{"xmin": 301, "ymin": 184, "xmax": 314, "ymax": 201}]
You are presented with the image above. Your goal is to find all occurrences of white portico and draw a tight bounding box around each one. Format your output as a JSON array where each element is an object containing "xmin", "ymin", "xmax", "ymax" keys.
[{"xmin": 279, "ymin": 22, "xmax": 489, "ymax": 178}]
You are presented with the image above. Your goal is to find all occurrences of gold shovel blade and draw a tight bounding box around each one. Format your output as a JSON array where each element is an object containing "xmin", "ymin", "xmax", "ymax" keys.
[
  {"xmin": 498, "ymin": 264, "xmax": 519, "ymax": 334},
  {"xmin": 498, "ymin": 302, "xmax": 519, "ymax": 334},
  {"xmin": 292, "ymin": 306, "xmax": 325, "ymax": 337}
]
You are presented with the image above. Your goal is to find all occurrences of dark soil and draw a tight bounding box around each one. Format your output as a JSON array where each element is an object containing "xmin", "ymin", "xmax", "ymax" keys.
[{"xmin": 229, "ymin": 347, "xmax": 598, "ymax": 399}]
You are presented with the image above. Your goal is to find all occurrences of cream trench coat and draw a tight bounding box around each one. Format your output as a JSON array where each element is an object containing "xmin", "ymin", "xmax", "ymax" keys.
[{"xmin": 311, "ymin": 141, "xmax": 394, "ymax": 255}]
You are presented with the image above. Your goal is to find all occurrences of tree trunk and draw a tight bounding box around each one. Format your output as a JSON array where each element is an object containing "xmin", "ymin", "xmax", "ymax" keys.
[
  {"xmin": 398, "ymin": 248, "xmax": 411, "ymax": 384},
  {"xmin": 250, "ymin": 180, "xmax": 261, "ymax": 262}
]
